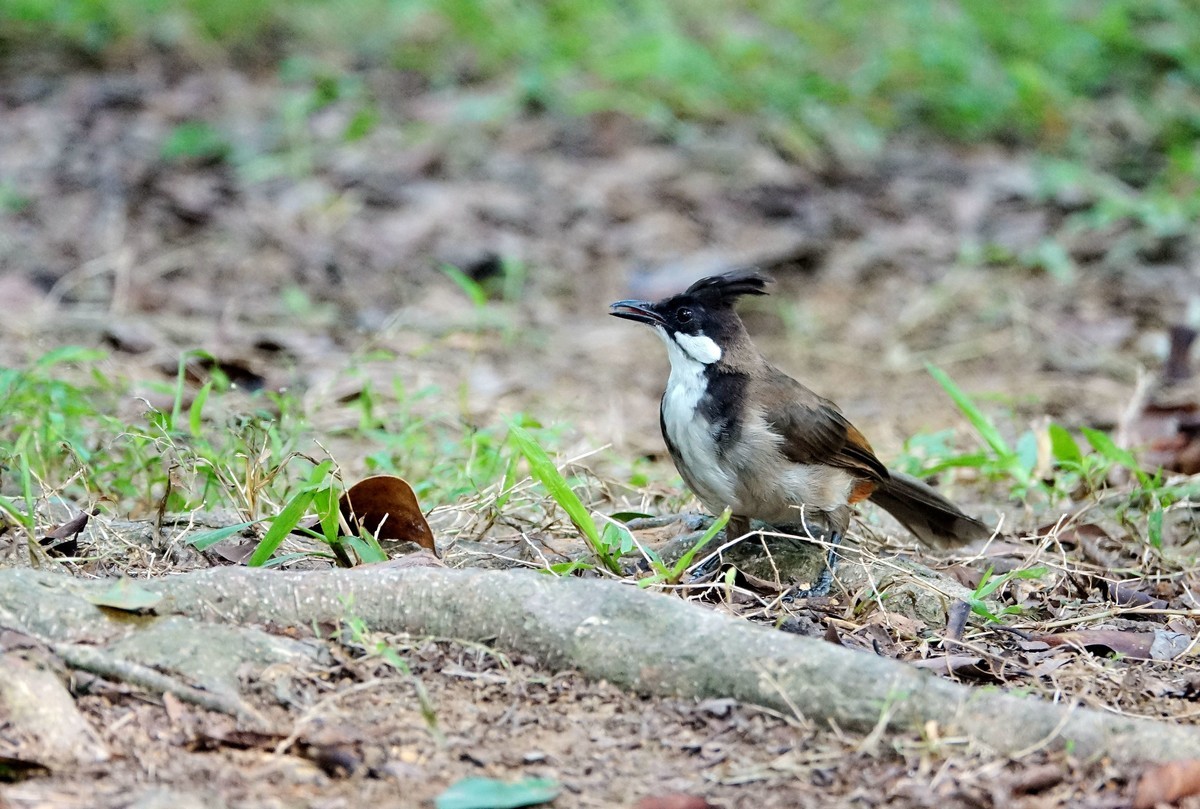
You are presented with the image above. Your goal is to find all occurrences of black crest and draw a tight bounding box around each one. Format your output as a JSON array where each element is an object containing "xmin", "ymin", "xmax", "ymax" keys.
[{"xmin": 683, "ymin": 269, "xmax": 772, "ymax": 304}]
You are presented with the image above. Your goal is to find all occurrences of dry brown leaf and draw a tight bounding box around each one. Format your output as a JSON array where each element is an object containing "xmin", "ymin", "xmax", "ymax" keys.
[
  {"xmin": 735, "ymin": 565, "xmax": 788, "ymax": 593},
  {"xmin": 340, "ymin": 475, "xmax": 436, "ymax": 555},
  {"xmin": 909, "ymin": 655, "xmax": 985, "ymax": 675},
  {"xmin": 634, "ymin": 795, "xmax": 715, "ymax": 809},
  {"xmin": 1007, "ymin": 762, "xmax": 1065, "ymax": 796},
  {"xmin": 945, "ymin": 599, "xmax": 971, "ymax": 642},
  {"xmin": 1118, "ymin": 325, "xmax": 1200, "ymax": 475},
  {"xmin": 1134, "ymin": 759, "xmax": 1200, "ymax": 808},
  {"xmin": 39, "ymin": 509, "xmax": 92, "ymax": 557},
  {"xmin": 1129, "ymin": 404, "xmax": 1200, "ymax": 475},
  {"xmin": 208, "ymin": 536, "xmax": 258, "ymax": 566},
  {"xmin": 1028, "ymin": 628, "xmax": 1189, "ymax": 661},
  {"xmin": 1032, "ymin": 628, "xmax": 1151, "ymax": 658},
  {"xmin": 1106, "ymin": 581, "xmax": 1168, "ymax": 610}
]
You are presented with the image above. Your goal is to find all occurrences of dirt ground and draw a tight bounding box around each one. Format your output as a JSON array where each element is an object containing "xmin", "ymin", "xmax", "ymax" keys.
[
  {"xmin": 0, "ymin": 636, "xmax": 1141, "ymax": 809},
  {"xmin": 2, "ymin": 62, "xmax": 1199, "ymax": 808}
]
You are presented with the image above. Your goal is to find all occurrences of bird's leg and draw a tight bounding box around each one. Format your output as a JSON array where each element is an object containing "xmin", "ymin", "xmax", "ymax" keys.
[
  {"xmin": 726, "ymin": 514, "xmax": 752, "ymax": 541},
  {"xmin": 780, "ymin": 512, "xmax": 845, "ymax": 600},
  {"xmin": 785, "ymin": 529, "xmax": 843, "ymax": 599}
]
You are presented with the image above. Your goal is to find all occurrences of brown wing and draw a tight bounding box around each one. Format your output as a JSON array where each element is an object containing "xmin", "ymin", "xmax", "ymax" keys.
[{"xmin": 755, "ymin": 368, "xmax": 889, "ymax": 484}]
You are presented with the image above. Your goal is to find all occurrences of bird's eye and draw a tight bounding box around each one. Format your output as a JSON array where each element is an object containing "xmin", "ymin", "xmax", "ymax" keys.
[{"xmin": 676, "ymin": 308, "xmax": 694, "ymax": 324}]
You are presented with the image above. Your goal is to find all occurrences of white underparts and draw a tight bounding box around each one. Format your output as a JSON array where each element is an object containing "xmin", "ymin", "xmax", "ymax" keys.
[
  {"xmin": 654, "ymin": 325, "xmax": 854, "ymax": 522},
  {"xmin": 656, "ymin": 327, "xmax": 737, "ymax": 510}
]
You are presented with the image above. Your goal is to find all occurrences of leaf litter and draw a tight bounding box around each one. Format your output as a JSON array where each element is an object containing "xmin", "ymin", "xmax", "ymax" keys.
[{"xmin": 0, "ymin": 57, "xmax": 1198, "ymax": 808}]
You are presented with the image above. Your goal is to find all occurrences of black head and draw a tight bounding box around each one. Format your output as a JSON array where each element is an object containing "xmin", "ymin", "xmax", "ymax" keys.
[{"xmin": 610, "ymin": 269, "xmax": 771, "ymax": 364}]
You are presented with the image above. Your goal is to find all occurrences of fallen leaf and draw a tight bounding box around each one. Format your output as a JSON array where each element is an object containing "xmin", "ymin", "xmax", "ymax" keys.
[
  {"xmin": 1007, "ymin": 763, "xmax": 1064, "ymax": 795},
  {"xmin": 82, "ymin": 578, "xmax": 163, "ymax": 613},
  {"xmin": 308, "ymin": 743, "xmax": 361, "ymax": 777},
  {"xmin": 1116, "ymin": 325, "xmax": 1200, "ymax": 475},
  {"xmin": 823, "ymin": 622, "xmax": 844, "ymax": 646},
  {"xmin": 945, "ymin": 599, "xmax": 971, "ymax": 643},
  {"xmin": 1106, "ymin": 581, "xmax": 1168, "ymax": 610},
  {"xmin": 1027, "ymin": 628, "xmax": 1189, "ymax": 661},
  {"xmin": 39, "ymin": 510, "xmax": 92, "ymax": 557},
  {"xmin": 208, "ymin": 536, "xmax": 259, "ymax": 565},
  {"xmin": 635, "ymin": 795, "xmax": 716, "ymax": 809},
  {"xmin": 1026, "ymin": 655, "xmax": 1073, "ymax": 678},
  {"xmin": 1164, "ymin": 324, "xmax": 1197, "ymax": 384},
  {"xmin": 1035, "ymin": 629, "xmax": 1149, "ymax": 656},
  {"xmin": 103, "ymin": 322, "xmax": 158, "ymax": 354},
  {"xmin": 340, "ymin": 475, "xmax": 436, "ymax": 555},
  {"xmin": 192, "ymin": 727, "xmax": 285, "ymax": 752},
  {"xmin": 435, "ymin": 776, "xmax": 559, "ymax": 809},
  {"xmin": 943, "ymin": 563, "xmax": 982, "ymax": 590},
  {"xmin": 1134, "ymin": 759, "xmax": 1200, "ymax": 808},
  {"xmin": 910, "ymin": 655, "xmax": 985, "ymax": 675}
]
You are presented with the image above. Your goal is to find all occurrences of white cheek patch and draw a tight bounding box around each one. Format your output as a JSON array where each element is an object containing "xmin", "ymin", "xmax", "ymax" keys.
[{"xmin": 673, "ymin": 332, "xmax": 722, "ymax": 365}]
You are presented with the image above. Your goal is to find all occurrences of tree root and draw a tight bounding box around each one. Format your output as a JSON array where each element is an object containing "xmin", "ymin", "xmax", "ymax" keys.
[
  {"xmin": 1, "ymin": 565, "xmax": 1196, "ymax": 763},
  {"xmin": 51, "ymin": 642, "xmax": 265, "ymax": 723}
]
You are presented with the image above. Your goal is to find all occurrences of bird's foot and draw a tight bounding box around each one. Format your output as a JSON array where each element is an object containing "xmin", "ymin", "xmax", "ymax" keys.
[
  {"xmin": 782, "ymin": 530, "xmax": 843, "ymax": 600},
  {"xmin": 687, "ymin": 520, "xmax": 842, "ymax": 591}
]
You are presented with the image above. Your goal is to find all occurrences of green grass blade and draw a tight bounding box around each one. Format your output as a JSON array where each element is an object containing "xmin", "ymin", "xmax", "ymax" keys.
[
  {"xmin": 507, "ymin": 423, "xmax": 600, "ymax": 545},
  {"xmin": 17, "ymin": 454, "xmax": 35, "ymax": 538},
  {"xmin": 312, "ymin": 485, "xmax": 341, "ymax": 544},
  {"xmin": 670, "ymin": 508, "xmax": 730, "ymax": 579},
  {"xmin": 972, "ymin": 566, "xmax": 998, "ymax": 599},
  {"xmin": 261, "ymin": 552, "xmax": 314, "ymax": 568},
  {"xmin": 495, "ymin": 454, "xmax": 519, "ymax": 511},
  {"xmin": 1079, "ymin": 427, "xmax": 1144, "ymax": 481},
  {"xmin": 1148, "ymin": 508, "xmax": 1164, "ymax": 549},
  {"xmin": 247, "ymin": 461, "xmax": 333, "ymax": 567},
  {"xmin": 440, "ymin": 263, "xmax": 488, "ymax": 307},
  {"xmin": 188, "ymin": 520, "xmax": 257, "ymax": 550},
  {"xmin": 169, "ymin": 352, "xmax": 189, "ymax": 432},
  {"xmin": 926, "ymin": 363, "xmax": 1011, "ymax": 458},
  {"xmin": 345, "ymin": 534, "xmax": 388, "ymax": 564},
  {"xmin": 246, "ymin": 488, "xmax": 318, "ymax": 566},
  {"xmin": 1047, "ymin": 423, "xmax": 1082, "ymax": 464},
  {"xmin": 0, "ymin": 494, "xmax": 33, "ymax": 531},
  {"xmin": 34, "ymin": 346, "xmax": 106, "ymax": 369},
  {"xmin": 916, "ymin": 453, "xmax": 993, "ymax": 477},
  {"xmin": 188, "ymin": 380, "xmax": 212, "ymax": 438}
]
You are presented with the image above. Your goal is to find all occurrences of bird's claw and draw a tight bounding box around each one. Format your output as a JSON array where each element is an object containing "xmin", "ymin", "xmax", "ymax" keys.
[{"xmin": 782, "ymin": 530, "xmax": 843, "ymax": 600}]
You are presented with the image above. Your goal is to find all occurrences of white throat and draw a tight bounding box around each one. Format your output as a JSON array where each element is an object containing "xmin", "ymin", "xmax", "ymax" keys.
[{"xmin": 659, "ymin": 329, "xmax": 722, "ymax": 366}]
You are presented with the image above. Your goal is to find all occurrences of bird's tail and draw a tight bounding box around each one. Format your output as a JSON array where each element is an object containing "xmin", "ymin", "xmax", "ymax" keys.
[{"xmin": 869, "ymin": 471, "xmax": 991, "ymax": 548}]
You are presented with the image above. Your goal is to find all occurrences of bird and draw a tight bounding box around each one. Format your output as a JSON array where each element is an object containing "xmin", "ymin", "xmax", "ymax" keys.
[{"xmin": 609, "ymin": 269, "xmax": 990, "ymax": 561}]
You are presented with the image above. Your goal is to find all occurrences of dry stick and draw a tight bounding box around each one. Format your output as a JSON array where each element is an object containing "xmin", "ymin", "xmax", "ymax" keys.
[{"xmin": 7, "ymin": 566, "xmax": 1200, "ymax": 763}]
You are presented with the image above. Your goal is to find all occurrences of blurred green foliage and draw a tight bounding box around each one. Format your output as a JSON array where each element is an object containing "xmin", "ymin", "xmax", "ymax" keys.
[{"xmin": 2, "ymin": 0, "xmax": 1197, "ymax": 205}]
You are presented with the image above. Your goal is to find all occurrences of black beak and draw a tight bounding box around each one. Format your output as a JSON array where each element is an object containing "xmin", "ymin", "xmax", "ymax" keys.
[{"xmin": 609, "ymin": 299, "xmax": 665, "ymax": 327}]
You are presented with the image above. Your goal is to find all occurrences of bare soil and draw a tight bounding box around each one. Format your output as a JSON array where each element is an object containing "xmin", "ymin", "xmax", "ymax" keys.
[
  {"xmin": 1, "ymin": 635, "xmax": 1137, "ymax": 809},
  {"xmin": 1, "ymin": 62, "xmax": 1198, "ymax": 808}
]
